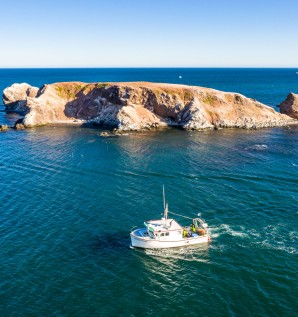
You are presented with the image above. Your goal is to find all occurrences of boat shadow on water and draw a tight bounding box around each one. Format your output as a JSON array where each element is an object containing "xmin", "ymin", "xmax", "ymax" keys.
[{"xmin": 88, "ymin": 231, "xmax": 131, "ymax": 254}]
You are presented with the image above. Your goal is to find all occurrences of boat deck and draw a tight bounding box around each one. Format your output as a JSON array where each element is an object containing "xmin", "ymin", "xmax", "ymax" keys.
[
  {"xmin": 132, "ymin": 228, "xmax": 202, "ymax": 239},
  {"xmin": 133, "ymin": 228, "xmax": 151, "ymax": 240}
]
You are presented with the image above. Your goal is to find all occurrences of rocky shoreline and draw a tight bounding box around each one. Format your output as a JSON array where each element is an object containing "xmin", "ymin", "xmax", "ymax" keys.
[{"xmin": 2, "ymin": 82, "xmax": 298, "ymax": 132}]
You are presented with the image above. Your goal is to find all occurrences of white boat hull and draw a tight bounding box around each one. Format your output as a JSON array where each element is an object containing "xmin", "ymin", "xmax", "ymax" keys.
[{"xmin": 130, "ymin": 229, "xmax": 210, "ymax": 249}]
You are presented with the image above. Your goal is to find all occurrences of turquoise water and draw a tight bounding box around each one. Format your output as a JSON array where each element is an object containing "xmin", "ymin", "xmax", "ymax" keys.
[{"xmin": 0, "ymin": 69, "xmax": 298, "ymax": 316}]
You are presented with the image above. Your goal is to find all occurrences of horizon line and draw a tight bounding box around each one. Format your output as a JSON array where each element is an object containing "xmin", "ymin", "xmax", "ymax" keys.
[{"xmin": 1, "ymin": 66, "xmax": 298, "ymax": 69}]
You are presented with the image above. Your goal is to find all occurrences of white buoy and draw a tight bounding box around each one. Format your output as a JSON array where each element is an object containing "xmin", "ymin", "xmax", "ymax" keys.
[{"xmin": 179, "ymin": 75, "xmax": 182, "ymax": 79}]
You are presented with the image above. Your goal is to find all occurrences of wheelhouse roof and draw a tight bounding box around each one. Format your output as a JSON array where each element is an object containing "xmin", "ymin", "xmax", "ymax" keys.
[{"xmin": 145, "ymin": 219, "xmax": 183, "ymax": 231}]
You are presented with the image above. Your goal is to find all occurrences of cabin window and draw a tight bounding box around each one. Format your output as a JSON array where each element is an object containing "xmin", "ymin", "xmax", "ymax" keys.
[
  {"xmin": 165, "ymin": 232, "xmax": 169, "ymax": 236},
  {"xmin": 161, "ymin": 233, "xmax": 165, "ymax": 236}
]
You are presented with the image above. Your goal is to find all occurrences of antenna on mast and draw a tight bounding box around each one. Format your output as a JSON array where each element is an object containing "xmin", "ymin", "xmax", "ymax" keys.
[{"xmin": 163, "ymin": 185, "xmax": 166, "ymax": 211}]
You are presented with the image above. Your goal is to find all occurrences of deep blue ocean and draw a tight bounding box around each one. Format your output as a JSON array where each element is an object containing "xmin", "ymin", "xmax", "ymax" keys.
[{"xmin": 0, "ymin": 69, "xmax": 297, "ymax": 316}]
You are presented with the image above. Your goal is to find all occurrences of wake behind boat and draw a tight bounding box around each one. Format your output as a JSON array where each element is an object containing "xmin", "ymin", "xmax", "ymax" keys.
[{"xmin": 130, "ymin": 187, "xmax": 210, "ymax": 249}]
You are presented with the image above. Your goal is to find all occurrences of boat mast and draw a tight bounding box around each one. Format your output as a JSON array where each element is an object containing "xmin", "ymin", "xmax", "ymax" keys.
[
  {"xmin": 163, "ymin": 185, "xmax": 166, "ymax": 210},
  {"xmin": 164, "ymin": 203, "xmax": 168, "ymax": 222},
  {"xmin": 163, "ymin": 185, "xmax": 168, "ymax": 224}
]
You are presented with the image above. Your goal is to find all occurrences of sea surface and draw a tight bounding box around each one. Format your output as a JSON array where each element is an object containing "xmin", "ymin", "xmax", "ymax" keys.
[{"xmin": 0, "ymin": 69, "xmax": 297, "ymax": 316}]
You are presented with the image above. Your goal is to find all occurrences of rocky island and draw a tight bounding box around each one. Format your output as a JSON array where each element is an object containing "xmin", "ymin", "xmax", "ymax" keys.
[
  {"xmin": 2, "ymin": 82, "xmax": 298, "ymax": 131},
  {"xmin": 279, "ymin": 93, "xmax": 298, "ymax": 120}
]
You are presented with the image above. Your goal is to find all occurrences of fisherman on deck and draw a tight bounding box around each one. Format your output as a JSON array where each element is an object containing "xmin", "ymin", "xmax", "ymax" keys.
[{"xmin": 191, "ymin": 223, "xmax": 196, "ymax": 232}]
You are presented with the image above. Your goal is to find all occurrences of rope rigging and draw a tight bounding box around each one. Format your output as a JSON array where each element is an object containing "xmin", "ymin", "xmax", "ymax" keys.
[{"xmin": 167, "ymin": 210, "xmax": 194, "ymax": 220}]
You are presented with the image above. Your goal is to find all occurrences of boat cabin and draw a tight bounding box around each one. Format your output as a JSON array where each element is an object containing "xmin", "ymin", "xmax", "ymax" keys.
[{"xmin": 144, "ymin": 218, "xmax": 183, "ymax": 239}]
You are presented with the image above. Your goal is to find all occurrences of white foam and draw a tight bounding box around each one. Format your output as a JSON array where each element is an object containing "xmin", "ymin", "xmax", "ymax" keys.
[
  {"xmin": 289, "ymin": 231, "xmax": 298, "ymax": 241},
  {"xmin": 144, "ymin": 246, "xmax": 210, "ymax": 263},
  {"xmin": 245, "ymin": 144, "xmax": 268, "ymax": 151},
  {"xmin": 255, "ymin": 240, "xmax": 297, "ymax": 255},
  {"xmin": 217, "ymin": 224, "xmax": 250, "ymax": 238},
  {"xmin": 209, "ymin": 244, "xmax": 228, "ymax": 253},
  {"xmin": 201, "ymin": 223, "xmax": 296, "ymax": 256},
  {"xmin": 246, "ymin": 228, "xmax": 261, "ymax": 238}
]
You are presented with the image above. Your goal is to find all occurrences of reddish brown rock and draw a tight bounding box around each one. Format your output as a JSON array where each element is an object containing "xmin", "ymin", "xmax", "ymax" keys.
[
  {"xmin": 2, "ymin": 81, "xmax": 298, "ymax": 131},
  {"xmin": 279, "ymin": 93, "xmax": 298, "ymax": 119}
]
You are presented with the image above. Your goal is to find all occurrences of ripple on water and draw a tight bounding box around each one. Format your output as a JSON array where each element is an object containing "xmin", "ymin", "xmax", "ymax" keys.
[
  {"xmin": 0, "ymin": 126, "xmax": 298, "ymax": 316},
  {"xmin": 245, "ymin": 144, "xmax": 269, "ymax": 151}
]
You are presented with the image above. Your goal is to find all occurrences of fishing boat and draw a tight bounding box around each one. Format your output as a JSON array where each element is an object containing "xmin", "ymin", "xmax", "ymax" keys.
[{"xmin": 130, "ymin": 187, "xmax": 210, "ymax": 249}]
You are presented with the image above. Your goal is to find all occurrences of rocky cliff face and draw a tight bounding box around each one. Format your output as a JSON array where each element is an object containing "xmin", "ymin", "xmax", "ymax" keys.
[
  {"xmin": 2, "ymin": 83, "xmax": 39, "ymax": 112},
  {"xmin": 279, "ymin": 93, "xmax": 298, "ymax": 119},
  {"xmin": 2, "ymin": 81, "xmax": 297, "ymax": 130}
]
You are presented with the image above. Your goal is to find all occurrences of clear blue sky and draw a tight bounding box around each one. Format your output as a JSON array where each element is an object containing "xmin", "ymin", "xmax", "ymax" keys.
[{"xmin": 1, "ymin": 0, "xmax": 297, "ymax": 67}]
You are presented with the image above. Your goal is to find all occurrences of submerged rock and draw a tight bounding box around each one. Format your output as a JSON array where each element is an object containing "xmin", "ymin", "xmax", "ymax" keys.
[
  {"xmin": 279, "ymin": 93, "xmax": 298, "ymax": 119},
  {"xmin": 13, "ymin": 119, "xmax": 25, "ymax": 130},
  {"xmin": 0, "ymin": 124, "xmax": 9, "ymax": 132},
  {"xmin": 100, "ymin": 132, "xmax": 109, "ymax": 137},
  {"xmin": 2, "ymin": 81, "xmax": 298, "ymax": 131}
]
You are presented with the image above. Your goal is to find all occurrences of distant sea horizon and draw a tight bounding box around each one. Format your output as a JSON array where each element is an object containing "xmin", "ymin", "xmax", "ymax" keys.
[
  {"xmin": 1, "ymin": 67, "xmax": 298, "ymax": 109},
  {"xmin": 1, "ymin": 67, "xmax": 297, "ymax": 68}
]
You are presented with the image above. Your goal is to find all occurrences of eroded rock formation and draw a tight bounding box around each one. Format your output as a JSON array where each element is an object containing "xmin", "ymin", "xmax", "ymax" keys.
[
  {"xmin": 2, "ymin": 83, "xmax": 39, "ymax": 112},
  {"xmin": 279, "ymin": 93, "xmax": 298, "ymax": 119},
  {"xmin": 2, "ymin": 81, "xmax": 297, "ymax": 131}
]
